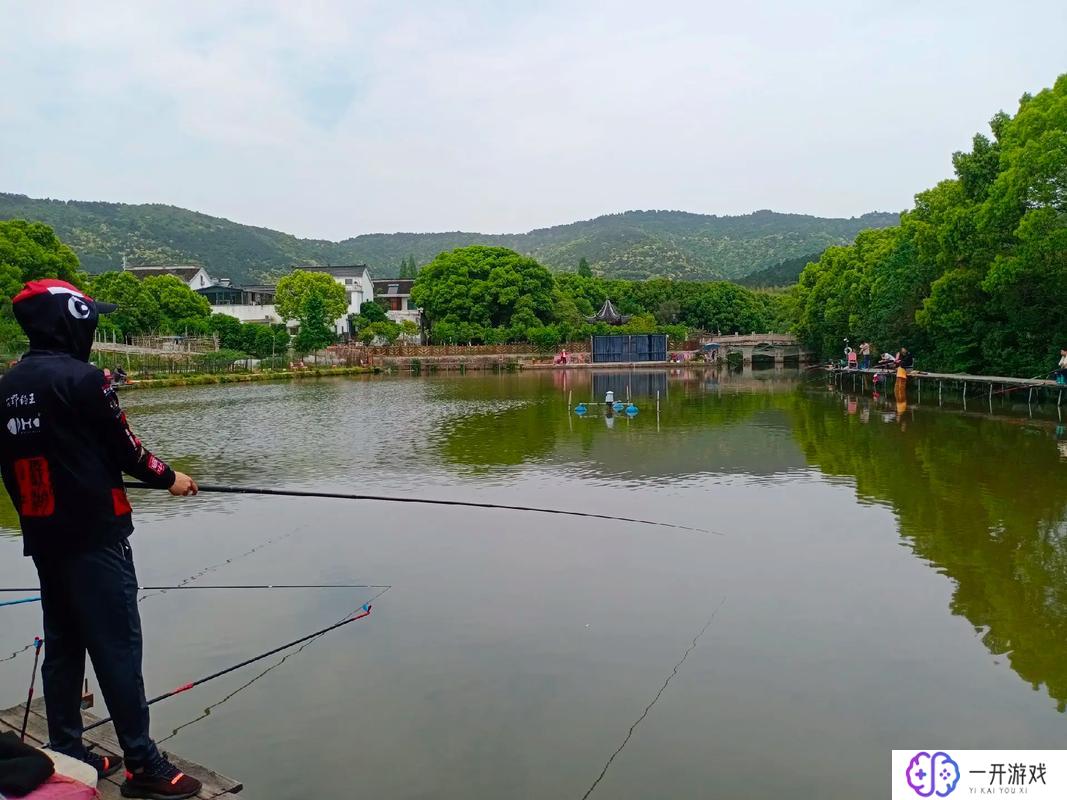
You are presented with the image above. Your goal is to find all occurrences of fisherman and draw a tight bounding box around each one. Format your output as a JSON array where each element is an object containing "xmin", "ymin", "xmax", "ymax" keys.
[
  {"xmin": 0, "ymin": 280, "xmax": 203, "ymax": 799},
  {"xmin": 1054, "ymin": 347, "xmax": 1067, "ymax": 384},
  {"xmin": 859, "ymin": 341, "xmax": 871, "ymax": 370},
  {"xmin": 896, "ymin": 346, "xmax": 914, "ymax": 371}
]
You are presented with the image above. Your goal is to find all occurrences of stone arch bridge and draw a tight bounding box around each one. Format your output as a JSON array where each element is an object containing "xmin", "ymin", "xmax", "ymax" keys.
[{"xmin": 699, "ymin": 334, "xmax": 814, "ymax": 365}]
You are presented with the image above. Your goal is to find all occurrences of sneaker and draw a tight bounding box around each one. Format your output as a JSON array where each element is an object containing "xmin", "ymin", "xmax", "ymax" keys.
[
  {"xmin": 120, "ymin": 755, "xmax": 202, "ymax": 799},
  {"xmin": 83, "ymin": 750, "xmax": 124, "ymax": 779}
]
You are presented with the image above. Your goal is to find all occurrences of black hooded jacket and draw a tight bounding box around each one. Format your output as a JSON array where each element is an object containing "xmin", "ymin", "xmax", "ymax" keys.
[{"xmin": 0, "ymin": 280, "xmax": 175, "ymax": 557}]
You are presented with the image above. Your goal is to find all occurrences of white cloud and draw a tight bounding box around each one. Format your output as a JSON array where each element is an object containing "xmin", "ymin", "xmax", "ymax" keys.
[{"xmin": 1, "ymin": 0, "xmax": 1064, "ymax": 239}]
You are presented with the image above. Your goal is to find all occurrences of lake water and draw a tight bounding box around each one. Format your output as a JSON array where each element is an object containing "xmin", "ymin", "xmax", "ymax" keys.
[{"xmin": 1, "ymin": 369, "xmax": 1065, "ymax": 798}]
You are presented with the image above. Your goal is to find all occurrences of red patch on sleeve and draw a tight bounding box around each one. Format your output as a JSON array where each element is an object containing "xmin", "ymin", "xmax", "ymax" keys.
[
  {"xmin": 146, "ymin": 455, "xmax": 165, "ymax": 475},
  {"xmin": 14, "ymin": 457, "xmax": 54, "ymax": 517},
  {"xmin": 112, "ymin": 488, "xmax": 132, "ymax": 516}
]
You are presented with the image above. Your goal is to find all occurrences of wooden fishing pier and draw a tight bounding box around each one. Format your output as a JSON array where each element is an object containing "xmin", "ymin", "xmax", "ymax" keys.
[
  {"xmin": 824, "ymin": 367, "xmax": 1064, "ymax": 409},
  {"xmin": 0, "ymin": 698, "xmax": 246, "ymax": 799}
]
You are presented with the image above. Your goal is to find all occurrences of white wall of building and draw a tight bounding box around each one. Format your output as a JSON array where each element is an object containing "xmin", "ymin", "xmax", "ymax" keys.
[
  {"xmin": 187, "ymin": 268, "xmax": 214, "ymax": 290},
  {"xmin": 210, "ymin": 269, "xmax": 375, "ymax": 338},
  {"xmin": 332, "ymin": 271, "xmax": 375, "ymax": 335},
  {"xmin": 210, "ymin": 303, "xmax": 299, "ymax": 332}
]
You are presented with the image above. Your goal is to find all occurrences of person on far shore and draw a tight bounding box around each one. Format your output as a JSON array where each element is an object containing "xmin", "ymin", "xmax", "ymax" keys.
[
  {"xmin": 895, "ymin": 346, "xmax": 914, "ymax": 379},
  {"xmin": 847, "ymin": 348, "xmax": 858, "ymax": 369},
  {"xmin": 1054, "ymin": 347, "xmax": 1067, "ymax": 383},
  {"xmin": 860, "ymin": 341, "xmax": 871, "ymax": 369}
]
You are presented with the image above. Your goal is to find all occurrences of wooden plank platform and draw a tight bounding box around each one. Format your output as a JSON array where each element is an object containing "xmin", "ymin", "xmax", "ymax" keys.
[
  {"xmin": 823, "ymin": 366, "xmax": 1061, "ymax": 388},
  {"xmin": 0, "ymin": 698, "xmax": 245, "ymax": 799}
]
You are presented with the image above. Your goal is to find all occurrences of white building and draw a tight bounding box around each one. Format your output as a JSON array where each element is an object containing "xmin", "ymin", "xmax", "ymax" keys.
[
  {"xmin": 305, "ymin": 265, "xmax": 375, "ymax": 336},
  {"xmin": 197, "ymin": 284, "xmax": 297, "ymax": 330},
  {"xmin": 125, "ymin": 265, "xmax": 216, "ymax": 290},
  {"xmin": 204, "ymin": 266, "xmax": 375, "ymax": 338},
  {"xmin": 371, "ymin": 278, "xmax": 420, "ymax": 328}
]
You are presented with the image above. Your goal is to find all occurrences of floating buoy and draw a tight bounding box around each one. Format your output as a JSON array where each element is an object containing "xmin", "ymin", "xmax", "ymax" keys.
[
  {"xmin": 612, "ymin": 401, "xmax": 625, "ymax": 412},
  {"xmin": 625, "ymin": 404, "xmax": 638, "ymax": 415},
  {"xmin": 574, "ymin": 403, "xmax": 587, "ymax": 415}
]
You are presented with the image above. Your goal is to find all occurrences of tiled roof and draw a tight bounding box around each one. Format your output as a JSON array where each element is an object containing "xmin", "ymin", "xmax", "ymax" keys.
[
  {"xmin": 372, "ymin": 279, "xmax": 414, "ymax": 295},
  {"xmin": 125, "ymin": 266, "xmax": 206, "ymax": 281},
  {"xmin": 300, "ymin": 265, "xmax": 369, "ymax": 278}
]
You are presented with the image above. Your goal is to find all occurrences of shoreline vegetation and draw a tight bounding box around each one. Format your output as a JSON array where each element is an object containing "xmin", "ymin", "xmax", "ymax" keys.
[{"xmin": 120, "ymin": 364, "xmax": 379, "ymax": 389}]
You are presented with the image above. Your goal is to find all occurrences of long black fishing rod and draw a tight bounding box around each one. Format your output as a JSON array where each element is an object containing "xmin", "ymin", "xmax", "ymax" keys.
[
  {"xmin": 0, "ymin": 584, "xmax": 389, "ymax": 594},
  {"xmin": 125, "ymin": 482, "xmax": 713, "ymax": 534},
  {"xmin": 81, "ymin": 601, "xmax": 376, "ymax": 736}
]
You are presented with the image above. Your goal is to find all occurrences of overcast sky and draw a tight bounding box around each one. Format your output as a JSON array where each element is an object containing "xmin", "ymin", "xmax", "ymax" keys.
[{"xmin": 1, "ymin": 1, "xmax": 1064, "ymax": 240}]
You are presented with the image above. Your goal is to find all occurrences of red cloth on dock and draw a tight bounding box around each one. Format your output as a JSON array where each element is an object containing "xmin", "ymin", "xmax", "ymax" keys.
[{"xmin": 25, "ymin": 774, "xmax": 97, "ymax": 798}]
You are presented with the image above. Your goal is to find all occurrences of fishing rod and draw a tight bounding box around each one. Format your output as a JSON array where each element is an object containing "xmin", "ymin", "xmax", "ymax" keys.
[
  {"xmin": 81, "ymin": 602, "xmax": 376, "ymax": 736},
  {"xmin": 19, "ymin": 638, "xmax": 44, "ymax": 741},
  {"xmin": 125, "ymin": 482, "xmax": 713, "ymax": 534},
  {"xmin": 0, "ymin": 596, "xmax": 41, "ymax": 607},
  {"xmin": 991, "ymin": 375, "xmax": 1049, "ymax": 396},
  {"xmin": 0, "ymin": 584, "xmax": 388, "ymax": 594}
]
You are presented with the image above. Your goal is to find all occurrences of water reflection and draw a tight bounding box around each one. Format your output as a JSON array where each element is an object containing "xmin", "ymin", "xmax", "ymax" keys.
[{"xmin": 790, "ymin": 389, "xmax": 1067, "ymax": 711}]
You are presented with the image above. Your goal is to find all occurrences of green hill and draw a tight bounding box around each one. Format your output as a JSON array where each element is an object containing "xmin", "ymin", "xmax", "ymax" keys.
[
  {"xmin": 738, "ymin": 250, "xmax": 825, "ymax": 287},
  {"xmin": 0, "ymin": 193, "xmax": 897, "ymax": 284}
]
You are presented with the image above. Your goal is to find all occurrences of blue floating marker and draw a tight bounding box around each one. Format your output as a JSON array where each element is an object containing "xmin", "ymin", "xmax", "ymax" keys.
[
  {"xmin": 612, "ymin": 401, "xmax": 625, "ymax": 412},
  {"xmin": 625, "ymin": 404, "xmax": 639, "ymax": 415},
  {"xmin": 574, "ymin": 404, "xmax": 587, "ymax": 415}
]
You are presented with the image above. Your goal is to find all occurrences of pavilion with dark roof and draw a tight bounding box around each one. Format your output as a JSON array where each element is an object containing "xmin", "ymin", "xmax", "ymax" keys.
[{"xmin": 586, "ymin": 299, "xmax": 631, "ymax": 326}]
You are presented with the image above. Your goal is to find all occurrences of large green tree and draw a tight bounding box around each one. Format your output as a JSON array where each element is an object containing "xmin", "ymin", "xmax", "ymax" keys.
[
  {"xmin": 293, "ymin": 294, "xmax": 335, "ymax": 353},
  {"xmin": 275, "ymin": 270, "xmax": 347, "ymax": 323},
  {"xmin": 141, "ymin": 274, "xmax": 212, "ymax": 332},
  {"xmin": 90, "ymin": 271, "xmax": 163, "ymax": 336},
  {"xmin": 411, "ymin": 246, "xmax": 555, "ymax": 338},
  {"xmin": 0, "ymin": 219, "xmax": 87, "ymax": 345}
]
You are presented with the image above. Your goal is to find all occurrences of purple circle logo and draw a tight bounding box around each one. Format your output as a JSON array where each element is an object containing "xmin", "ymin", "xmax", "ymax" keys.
[{"xmin": 906, "ymin": 751, "xmax": 960, "ymax": 797}]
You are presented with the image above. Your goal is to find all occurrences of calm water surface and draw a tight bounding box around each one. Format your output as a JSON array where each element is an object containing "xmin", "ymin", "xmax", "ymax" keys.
[{"xmin": 1, "ymin": 369, "xmax": 1065, "ymax": 799}]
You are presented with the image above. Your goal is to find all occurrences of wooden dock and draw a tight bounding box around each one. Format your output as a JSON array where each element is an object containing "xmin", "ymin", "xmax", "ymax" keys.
[
  {"xmin": 0, "ymin": 698, "xmax": 245, "ymax": 799},
  {"xmin": 823, "ymin": 366, "xmax": 1064, "ymax": 407}
]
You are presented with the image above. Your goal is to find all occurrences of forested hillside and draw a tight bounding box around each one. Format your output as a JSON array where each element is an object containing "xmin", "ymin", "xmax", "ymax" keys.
[
  {"xmin": 0, "ymin": 193, "xmax": 895, "ymax": 284},
  {"xmin": 793, "ymin": 73, "xmax": 1067, "ymax": 377}
]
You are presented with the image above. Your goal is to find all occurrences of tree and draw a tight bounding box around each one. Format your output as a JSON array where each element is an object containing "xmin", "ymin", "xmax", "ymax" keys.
[
  {"xmin": 0, "ymin": 220, "xmax": 87, "ymax": 343},
  {"xmin": 577, "ymin": 257, "xmax": 592, "ymax": 278},
  {"xmin": 398, "ymin": 256, "xmax": 418, "ymax": 279},
  {"xmin": 141, "ymin": 275, "xmax": 211, "ymax": 331},
  {"xmin": 275, "ymin": 271, "xmax": 347, "ymax": 323},
  {"xmin": 358, "ymin": 319, "xmax": 402, "ymax": 345},
  {"xmin": 359, "ymin": 299, "xmax": 387, "ymax": 323},
  {"xmin": 293, "ymin": 295, "xmax": 335, "ymax": 353},
  {"xmin": 90, "ymin": 271, "xmax": 163, "ymax": 337},
  {"xmin": 208, "ymin": 313, "xmax": 244, "ymax": 350},
  {"xmin": 681, "ymin": 282, "xmax": 769, "ymax": 333},
  {"xmin": 411, "ymin": 246, "xmax": 555, "ymax": 336}
]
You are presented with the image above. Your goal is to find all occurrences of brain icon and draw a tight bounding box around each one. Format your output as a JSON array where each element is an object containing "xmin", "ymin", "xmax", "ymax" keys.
[{"xmin": 906, "ymin": 751, "xmax": 960, "ymax": 797}]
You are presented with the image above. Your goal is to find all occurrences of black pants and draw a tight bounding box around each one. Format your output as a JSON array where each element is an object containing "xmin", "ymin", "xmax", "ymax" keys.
[{"xmin": 32, "ymin": 539, "xmax": 161, "ymax": 767}]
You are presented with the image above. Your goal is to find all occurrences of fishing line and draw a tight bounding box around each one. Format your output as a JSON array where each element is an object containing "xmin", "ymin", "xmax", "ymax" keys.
[
  {"xmin": 579, "ymin": 597, "xmax": 727, "ymax": 800},
  {"xmin": 125, "ymin": 482, "xmax": 713, "ymax": 534},
  {"xmin": 137, "ymin": 524, "xmax": 305, "ymax": 603},
  {"xmin": 158, "ymin": 586, "xmax": 392, "ymax": 745},
  {"xmin": 0, "ymin": 642, "xmax": 35, "ymax": 664},
  {"xmin": 81, "ymin": 586, "xmax": 387, "ymax": 737}
]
